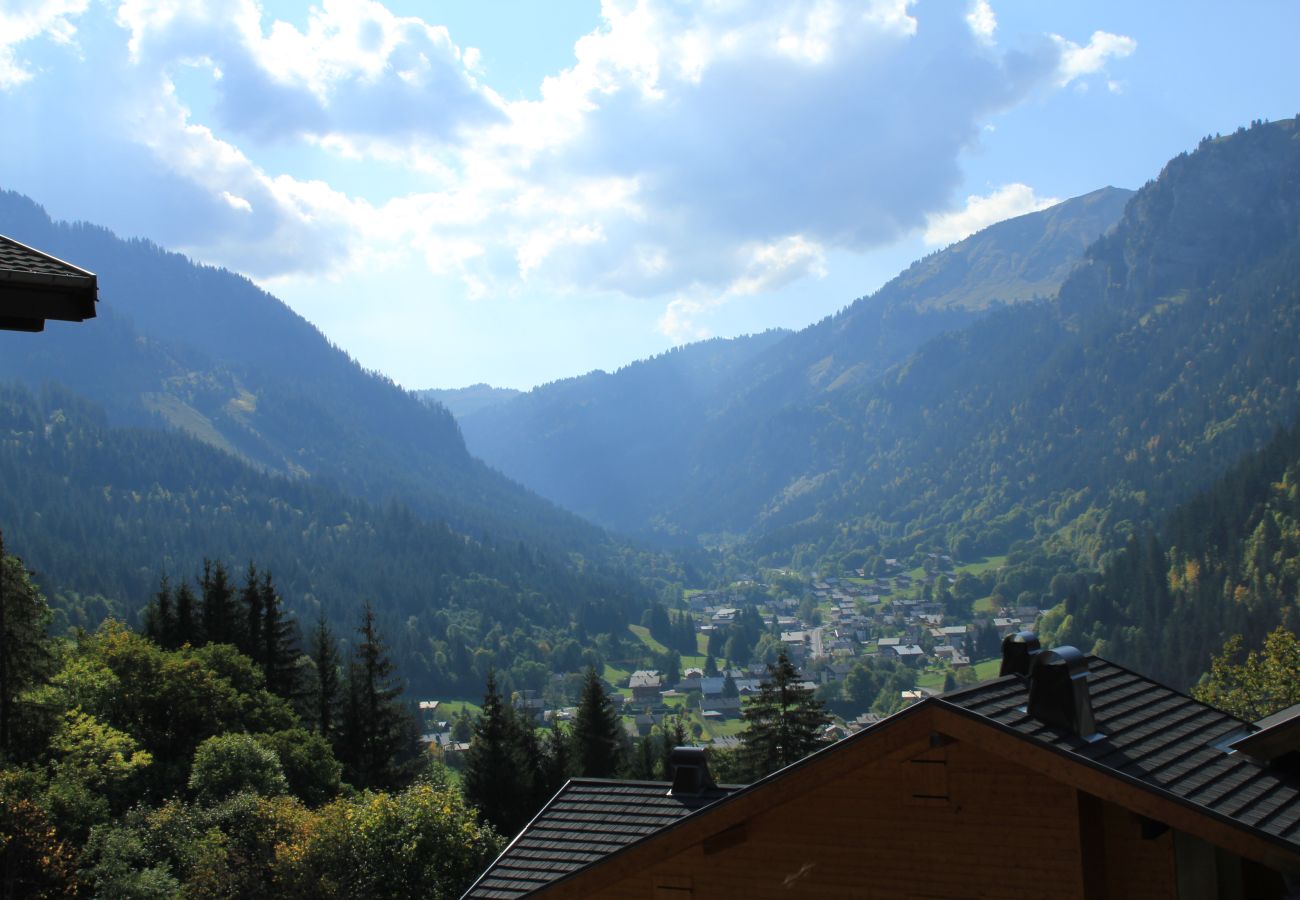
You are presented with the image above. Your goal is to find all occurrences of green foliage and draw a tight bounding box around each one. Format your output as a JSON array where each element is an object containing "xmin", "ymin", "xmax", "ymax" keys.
[
  {"xmin": 40, "ymin": 622, "xmax": 293, "ymax": 799},
  {"xmin": 0, "ymin": 382, "xmax": 652, "ymax": 698},
  {"xmin": 461, "ymin": 672, "xmax": 550, "ymax": 837},
  {"xmin": 0, "ymin": 531, "xmax": 55, "ymax": 759},
  {"xmin": 272, "ymin": 782, "xmax": 501, "ymax": 899},
  {"xmin": 256, "ymin": 728, "xmax": 342, "ymax": 807},
  {"xmin": 1050, "ymin": 417, "xmax": 1300, "ymax": 688},
  {"xmin": 336, "ymin": 603, "xmax": 415, "ymax": 791},
  {"xmin": 188, "ymin": 734, "xmax": 289, "ymax": 804},
  {"xmin": 1193, "ymin": 627, "xmax": 1300, "ymax": 721},
  {"xmin": 572, "ymin": 668, "xmax": 625, "ymax": 778},
  {"xmin": 0, "ymin": 770, "xmax": 83, "ymax": 898},
  {"xmin": 82, "ymin": 792, "xmax": 308, "ymax": 898},
  {"xmin": 738, "ymin": 652, "xmax": 831, "ymax": 779}
]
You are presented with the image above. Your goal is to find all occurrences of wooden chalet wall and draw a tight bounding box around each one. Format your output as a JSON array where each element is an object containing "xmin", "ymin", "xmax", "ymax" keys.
[{"xmin": 540, "ymin": 704, "xmax": 1290, "ymax": 899}]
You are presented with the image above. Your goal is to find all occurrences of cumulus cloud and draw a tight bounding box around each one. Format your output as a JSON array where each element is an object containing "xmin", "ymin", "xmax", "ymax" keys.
[
  {"xmin": 0, "ymin": 0, "xmax": 1136, "ymax": 335},
  {"xmin": 965, "ymin": 0, "xmax": 997, "ymax": 44},
  {"xmin": 1052, "ymin": 30, "xmax": 1136, "ymax": 90},
  {"xmin": 923, "ymin": 183, "xmax": 1060, "ymax": 247},
  {"xmin": 0, "ymin": 0, "xmax": 89, "ymax": 88},
  {"xmin": 654, "ymin": 233, "xmax": 828, "ymax": 342}
]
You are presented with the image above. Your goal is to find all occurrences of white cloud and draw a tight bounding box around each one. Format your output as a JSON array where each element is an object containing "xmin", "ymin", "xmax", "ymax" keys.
[
  {"xmin": 658, "ymin": 295, "xmax": 713, "ymax": 344},
  {"xmin": 923, "ymin": 183, "xmax": 1060, "ymax": 247},
  {"xmin": 965, "ymin": 0, "xmax": 996, "ymax": 44},
  {"xmin": 0, "ymin": 0, "xmax": 89, "ymax": 89},
  {"xmin": 220, "ymin": 190, "xmax": 252, "ymax": 212},
  {"xmin": 1052, "ymin": 30, "xmax": 1136, "ymax": 87},
  {"xmin": 0, "ymin": 0, "xmax": 1134, "ymax": 340}
]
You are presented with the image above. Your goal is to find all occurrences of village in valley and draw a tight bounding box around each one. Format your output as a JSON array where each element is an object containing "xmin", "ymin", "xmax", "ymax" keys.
[{"xmin": 420, "ymin": 553, "xmax": 1039, "ymax": 758}]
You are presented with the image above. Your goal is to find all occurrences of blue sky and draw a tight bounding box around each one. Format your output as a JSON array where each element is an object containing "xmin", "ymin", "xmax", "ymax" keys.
[{"xmin": 2, "ymin": 1, "xmax": 1297, "ymax": 390}]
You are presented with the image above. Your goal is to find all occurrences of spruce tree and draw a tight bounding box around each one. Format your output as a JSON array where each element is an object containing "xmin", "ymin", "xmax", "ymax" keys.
[
  {"xmin": 338, "ymin": 602, "xmax": 412, "ymax": 790},
  {"xmin": 142, "ymin": 576, "xmax": 176, "ymax": 649},
  {"xmin": 463, "ymin": 671, "xmax": 536, "ymax": 836},
  {"xmin": 174, "ymin": 580, "xmax": 200, "ymax": 646},
  {"xmin": 310, "ymin": 610, "xmax": 341, "ymax": 737},
  {"xmin": 260, "ymin": 571, "xmax": 299, "ymax": 701},
  {"xmin": 660, "ymin": 717, "xmax": 689, "ymax": 780},
  {"xmin": 738, "ymin": 651, "xmax": 831, "ymax": 779},
  {"xmin": 0, "ymin": 531, "xmax": 53, "ymax": 758},
  {"xmin": 240, "ymin": 562, "xmax": 264, "ymax": 665},
  {"xmin": 200, "ymin": 559, "xmax": 239, "ymax": 647},
  {"xmin": 571, "ymin": 667, "xmax": 624, "ymax": 778}
]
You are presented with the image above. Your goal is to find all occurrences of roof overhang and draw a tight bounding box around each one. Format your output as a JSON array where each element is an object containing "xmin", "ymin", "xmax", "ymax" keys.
[
  {"xmin": 524, "ymin": 698, "xmax": 1300, "ymax": 897},
  {"xmin": 0, "ymin": 234, "xmax": 98, "ymax": 332}
]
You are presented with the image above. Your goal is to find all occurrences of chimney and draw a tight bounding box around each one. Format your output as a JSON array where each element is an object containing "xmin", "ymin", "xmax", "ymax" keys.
[
  {"xmin": 999, "ymin": 630, "xmax": 1041, "ymax": 677},
  {"xmin": 1227, "ymin": 702, "xmax": 1300, "ymax": 773},
  {"xmin": 1027, "ymin": 646, "xmax": 1097, "ymax": 738},
  {"xmin": 668, "ymin": 746, "xmax": 717, "ymax": 795}
]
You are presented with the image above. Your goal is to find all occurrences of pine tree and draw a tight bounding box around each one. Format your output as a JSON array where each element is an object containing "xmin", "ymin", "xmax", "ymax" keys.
[
  {"xmin": 571, "ymin": 667, "xmax": 624, "ymax": 778},
  {"xmin": 310, "ymin": 610, "xmax": 341, "ymax": 737},
  {"xmin": 200, "ymin": 559, "xmax": 239, "ymax": 647},
  {"xmin": 142, "ymin": 576, "xmax": 175, "ymax": 649},
  {"xmin": 738, "ymin": 651, "xmax": 831, "ymax": 779},
  {"xmin": 0, "ymin": 532, "xmax": 53, "ymax": 758},
  {"xmin": 660, "ymin": 717, "xmax": 689, "ymax": 780},
  {"xmin": 338, "ymin": 602, "xmax": 412, "ymax": 790},
  {"xmin": 260, "ymin": 571, "xmax": 299, "ymax": 701},
  {"xmin": 541, "ymin": 725, "xmax": 572, "ymax": 796},
  {"xmin": 463, "ymin": 671, "xmax": 537, "ymax": 836},
  {"xmin": 174, "ymin": 580, "xmax": 200, "ymax": 646},
  {"xmin": 240, "ymin": 562, "xmax": 264, "ymax": 665}
]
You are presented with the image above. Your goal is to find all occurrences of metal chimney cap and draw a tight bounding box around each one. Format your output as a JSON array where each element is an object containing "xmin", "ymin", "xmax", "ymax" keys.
[
  {"xmin": 668, "ymin": 746, "xmax": 716, "ymax": 795},
  {"xmin": 999, "ymin": 631, "xmax": 1041, "ymax": 678}
]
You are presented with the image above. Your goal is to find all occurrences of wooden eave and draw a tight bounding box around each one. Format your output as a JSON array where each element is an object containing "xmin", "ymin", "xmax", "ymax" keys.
[
  {"xmin": 531, "ymin": 698, "xmax": 1300, "ymax": 897},
  {"xmin": 0, "ymin": 235, "xmax": 98, "ymax": 331}
]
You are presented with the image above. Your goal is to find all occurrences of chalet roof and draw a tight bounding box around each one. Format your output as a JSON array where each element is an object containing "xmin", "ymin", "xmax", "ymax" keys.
[
  {"xmin": 463, "ymin": 779, "xmax": 739, "ymax": 898},
  {"xmin": 629, "ymin": 671, "xmax": 662, "ymax": 689},
  {"xmin": 475, "ymin": 654, "xmax": 1300, "ymax": 896},
  {"xmin": 941, "ymin": 657, "xmax": 1300, "ymax": 852},
  {"xmin": 0, "ymin": 234, "xmax": 97, "ymax": 331}
]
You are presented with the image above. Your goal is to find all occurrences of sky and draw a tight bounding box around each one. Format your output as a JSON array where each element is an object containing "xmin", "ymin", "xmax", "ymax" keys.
[{"xmin": 1, "ymin": 1, "xmax": 1298, "ymax": 390}]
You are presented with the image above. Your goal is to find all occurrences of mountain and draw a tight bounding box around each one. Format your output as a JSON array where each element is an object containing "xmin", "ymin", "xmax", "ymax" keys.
[
  {"xmin": 0, "ymin": 192, "xmax": 676, "ymax": 694},
  {"xmin": 736, "ymin": 118, "xmax": 1300, "ymax": 567},
  {"xmin": 461, "ymin": 117, "xmax": 1300, "ymax": 592},
  {"xmin": 416, "ymin": 384, "xmax": 522, "ymax": 419},
  {"xmin": 0, "ymin": 382, "xmax": 646, "ymax": 698},
  {"xmin": 457, "ymin": 332, "xmax": 791, "ymax": 533},
  {"xmin": 0, "ymin": 191, "xmax": 618, "ymax": 562},
  {"xmin": 1040, "ymin": 413, "xmax": 1300, "ymax": 690},
  {"xmin": 459, "ymin": 186, "xmax": 1132, "ymax": 537}
]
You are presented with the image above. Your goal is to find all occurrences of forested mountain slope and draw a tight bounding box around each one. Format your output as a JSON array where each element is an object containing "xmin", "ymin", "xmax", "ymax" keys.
[
  {"xmin": 737, "ymin": 118, "xmax": 1300, "ymax": 567},
  {"xmin": 0, "ymin": 192, "xmax": 613, "ymax": 562},
  {"xmin": 0, "ymin": 383, "xmax": 647, "ymax": 696},
  {"xmin": 458, "ymin": 332, "xmax": 790, "ymax": 531},
  {"xmin": 1042, "ymin": 416, "xmax": 1300, "ymax": 691},
  {"xmin": 416, "ymin": 384, "xmax": 522, "ymax": 419},
  {"xmin": 459, "ymin": 188, "xmax": 1131, "ymax": 537}
]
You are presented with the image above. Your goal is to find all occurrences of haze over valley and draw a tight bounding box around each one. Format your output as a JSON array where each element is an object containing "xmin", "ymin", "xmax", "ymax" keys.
[{"xmin": 2, "ymin": 2, "xmax": 1299, "ymax": 895}]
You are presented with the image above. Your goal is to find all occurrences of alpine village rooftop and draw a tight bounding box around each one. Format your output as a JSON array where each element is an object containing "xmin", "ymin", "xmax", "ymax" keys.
[{"xmin": 465, "ymin": 633, "xmax": 1300, "ymax": 899}]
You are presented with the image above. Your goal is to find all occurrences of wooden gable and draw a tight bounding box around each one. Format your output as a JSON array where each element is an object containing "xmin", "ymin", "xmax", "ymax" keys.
[{"xmin": 532, "ymin": 695, "xmax": 1299, "ymax": 899}]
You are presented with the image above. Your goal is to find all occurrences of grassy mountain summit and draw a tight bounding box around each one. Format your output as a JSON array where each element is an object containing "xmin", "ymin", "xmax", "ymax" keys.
[
  {"xmin": 872, "ymin": 185, "xmax": 1134, "ymax": 313},
  {"xmin": 458, "ymin": 186, "xmax": 1133, "ymax": 538}
]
